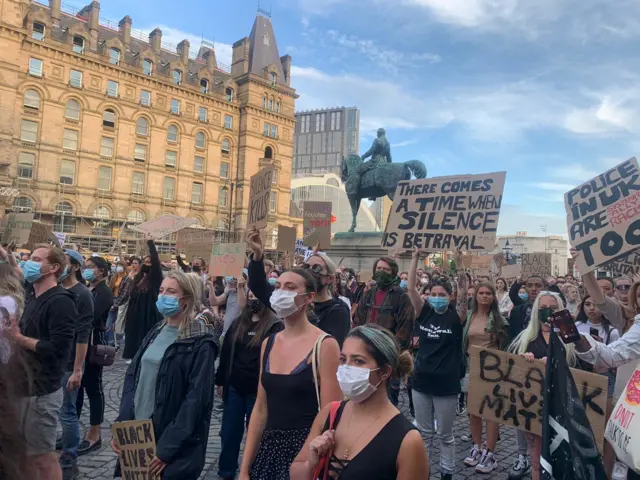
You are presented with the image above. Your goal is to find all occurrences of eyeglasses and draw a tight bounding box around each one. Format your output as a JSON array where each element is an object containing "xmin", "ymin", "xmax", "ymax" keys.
[
  {"xmin": 616, "ymin": 285, "xmax": 631, "ymax": 292},
  {"xmin": 301, "ymin": 263, "xmax": 328, "ymax": 275}
]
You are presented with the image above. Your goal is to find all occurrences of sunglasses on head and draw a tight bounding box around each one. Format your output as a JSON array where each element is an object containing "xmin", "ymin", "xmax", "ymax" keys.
[{"xmin": 301, "ymin": 263, "xmax": 327, "ymax": 275}]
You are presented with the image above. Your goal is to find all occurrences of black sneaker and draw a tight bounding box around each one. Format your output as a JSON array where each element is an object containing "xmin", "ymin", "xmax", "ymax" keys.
[
  {"xmin": 77, "ymin": 438, "xmax": 102, "ymax": 456},
  {"xmin": 60, "ymin": 452, "xmax": 79, "ymax": 480}
]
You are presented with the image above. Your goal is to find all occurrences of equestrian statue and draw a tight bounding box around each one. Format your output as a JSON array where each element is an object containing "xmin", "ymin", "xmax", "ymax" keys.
[{"xmin": 341, "ymin": 128, "xmax": 427, "ymax": 232}]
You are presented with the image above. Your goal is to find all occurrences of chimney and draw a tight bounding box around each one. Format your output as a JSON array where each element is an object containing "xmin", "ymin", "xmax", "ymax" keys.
[
  {"xmin": 149, "ymin": 28, "xmax": 162, "ymax": 54},
  {"xmin": 231, "ymin": 37, "xmax": 249, "ymax": 77},
  {"xmin": 77, "ymin": 1, "xmax": 100, "ymax": 50},
  {"xmin": 49, "ymin": 0, "xmax": 61, "ymax": 26},
  {"xmin": 201, "ymin": 48, "xmax": 217, "ymax": 74},
  {"xmin": 177, "ymin": 40, "xmax": 190, "ymax": 65},
  {"xmin": 280, "ymin": 55, "xmax": 291, "ymax": 86},
  {"xmin": 119, "ymin": 15, "xmax": 132, "ymax": 49}
]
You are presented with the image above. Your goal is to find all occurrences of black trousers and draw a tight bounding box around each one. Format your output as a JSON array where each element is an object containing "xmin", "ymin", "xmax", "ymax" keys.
[{"xmin": 76, "ymin": 330, "xmax": 105, "ymax": 426}]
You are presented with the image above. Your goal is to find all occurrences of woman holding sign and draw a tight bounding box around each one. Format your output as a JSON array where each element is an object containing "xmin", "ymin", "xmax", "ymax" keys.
[{"xmin": 407, "ymin": 248, "xmax": 467, "ymax": 480}]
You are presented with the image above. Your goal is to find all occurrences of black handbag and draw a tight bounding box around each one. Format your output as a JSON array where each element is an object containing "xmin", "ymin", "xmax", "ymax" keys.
[{"xmin": 88, "ymin": 331, "xmax": 116, "ymax": 366}]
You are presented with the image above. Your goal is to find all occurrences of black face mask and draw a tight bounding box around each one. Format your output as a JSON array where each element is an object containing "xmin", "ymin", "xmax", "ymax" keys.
[
  {"xmin": 248, "ymin": 299, "xmax": 262, "ymax": 314},
  {"xmin": 141, "ymin": 265, "xmax": 150, "ymax": 274},
  {"xmin": 192, "ymin": 266, "xmax": 201, "ymax": 273}
]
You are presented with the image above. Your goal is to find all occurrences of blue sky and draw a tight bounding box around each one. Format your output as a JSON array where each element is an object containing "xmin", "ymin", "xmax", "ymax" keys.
[{"xmin": 85, "ymin": 0, "xmax": 640, "ymax": 236}]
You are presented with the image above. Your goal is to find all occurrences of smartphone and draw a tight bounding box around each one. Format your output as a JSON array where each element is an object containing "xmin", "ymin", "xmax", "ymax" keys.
[
  {"xmin": 551, "ymin": 309, "xmax": 581, "ymax": 344},
  {"xmin": 590, "ymin": 327, "xmax": 599, "ymax": 338}
]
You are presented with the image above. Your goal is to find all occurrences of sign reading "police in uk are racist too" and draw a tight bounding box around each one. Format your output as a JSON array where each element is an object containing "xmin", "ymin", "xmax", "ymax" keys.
[{"xmin": 383, "ymin": 172, "xmax": 506, "ymax": 252}]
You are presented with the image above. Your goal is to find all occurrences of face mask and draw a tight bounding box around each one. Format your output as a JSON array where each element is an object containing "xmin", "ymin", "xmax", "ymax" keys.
[
  {"xmin": 141, "ymin": 264, "xmax": 150, "ymax": 273},
  {"xmin": 519, "ymin": 292, "xmax": 529, "ymax": 301},
  {"xmin": 225, "ymin": 276, "xmax": 234, "ymax": 284},
  {"xmin": 270, "ymin": 289, "xmax": 306, "ymax": 318},
  {"xmin": 110, "ymin": 265, "xmax": 116, "ymax": 273},
  {"xmin": 373, "ymin": 271, "xmax": 396, "ymax": 289},
  {"xmin": 420, "ymin": 278, "xmax": 429, "ymax": 285},
  {"xmin": 82, "ymin": 269, "xmax": 96, "ymax": 282},
  {"xmin": 341, "ymin": 279, "xmax": 348, "ymax": 287},
  {"xmin": 400, "ymin": 280, "xmax": 408, "ymax": 290},
  {"xmin": 539, "ymin": 307, "xmax": 553, "ymax": 324},
  {"xmin": 337, "ymin": 364, "xmax": 381, "ymax": 404},
  {"xmin": 18, "ymin": 260, "xmax": 26, "ymax": 268},
  {"xmin": 116, "ymin": 266, "xmax": 124, "ymax": 274},
  {"xmin": 248, "ymin": 299, "xmax": 262, "ymax": 314},
  {"xmin": 22, "ymin": 260, "xmax": 44, "ymax": 283},
  {"xmin": 156, "ymin": 295, "xmax": 181, "ymax": 317},
  {"xmin": 428, "ymin": 296, "xmax": 449, "ymax": 313},
  {"xmin": 192, "ymin": 266, "xmax": 201, "ymax": 273},
  {"xmin": 268, "ymin": 277, "xmax": 277, "ymax": 287},
  {"xmin": 59, "ymin": 265, "xmax": 71, "ymax": 282}
]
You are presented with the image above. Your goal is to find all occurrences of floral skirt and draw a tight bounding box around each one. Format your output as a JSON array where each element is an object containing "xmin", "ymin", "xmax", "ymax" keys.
[{"xmin": 250, "ymin": 427, "xmax": 310, "ymax": 480}]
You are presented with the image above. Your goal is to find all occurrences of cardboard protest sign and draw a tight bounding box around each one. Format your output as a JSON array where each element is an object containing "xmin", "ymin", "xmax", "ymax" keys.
[
  {"xmin": 493, "ymin": 252, "xmax": 508, "ymax": 268},
  {"xmin": 604, "ymin": 248, "xmax": 640, "ymax": 277},
  {"xmin": 501, "ymin": 264, "xmax": 521, "ymax": 279},
  {"xmin": 565, "ymin": 157, "xmax": 640, "ymax": 274},
  {"xmin": 1, "ymin": 213, "xmax": 34, "ymax": 245},
  {"xmin": 461, "ymin": 255, "xmax": 473, "ymax": 269},
  {"xmin": 277, "ymin": 225, "xmax": 296, "ymax": 253},
  {"xmin": 175, "ymin": 228, "xmax": 216, "ymax": 260},
  {"xmin": 246, "ymin": 167, "xmax": 275, "ymax": 231},
  {"xmin": 382, "ymin": 171, "xmax": 506, "ymax": 252},
  {"xmin": 468, "ymin": 346, "xmax": 607, "ymax": 450},
  {"xmin": 521, "ymin": 252, "xmax": 551, "ymax": 278},
  {"xmin": 303, "ymin": 201, "xmax": 332, "ymax": 249},
  {"xmin": 208, "ymin": 243, "xmax": 245, "ymax": 278},
  {"xmin": 25, "ymin": 222, "xmax": 60, "ymax": 250},
  {"xmin": 111, "ymin": 420, "xmax": 159, "ymax": 479},
  {"xmin": 130, "ymin": 215, "xmax": 197, "ymax": 239}
]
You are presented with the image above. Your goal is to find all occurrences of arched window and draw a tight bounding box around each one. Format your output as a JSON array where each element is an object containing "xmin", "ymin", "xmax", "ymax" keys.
[
  {"xmin": 225, "ymin": 87, "xmax": 234, "ymax": 102},
  {"xmin": 219, "ymin": 187, "xmax": 228, "ymax": 207},
  {"xmin": 221, "ymin": 138, "xmax": 231, "ymax": 155},
  {"xmin": 13, "ymin": 196, "xmax": 33, "ymax": 211},
  {"xmin": 200, "ymin": 79, "xmax": 209, "ymax": 94},
  {"xmin": 65, "ymin": 99, "xmax": 81, "ymax": 120},
  {"xmin": 270, "ymin": 72, "xmax": 277, "ymax": 85},
  {"xmin": 32, "ymin": 22, "xmax": 45, "ymax": 41},
  {"xmin": 109, "ymin": 48, "xmax": 120, "ymax": 65},
  {"xmin": 24, "ymin": 89, "xmax": 41, "ymax": 110},
  {"xmin": 268, "ymin": 98, "xmax": 274, "ymax": 111},
  {"xmin": 94, "ymin": 205, "xmax": 110, "ymax": 219},
  {"xmin": 127, "ymin": 210, "xmax": 146, "ymax": 224},
  {"xmin": 275, "ymin": 101, "xmax": 281, "ymax": 113},
  {"xmin": 142, "ymin": 59, "xmax": 153, "ymax": 75},
  {"xmin": 167, "ymin": 125, "xmax": 178, "ymax": 143},
  {"xmin": 262, "ymin": 96, "xmax": 267, "ymax": 109},
  {"xmin": 54, "ymin": 202, "xmax": 75, "ymax": 233},
  {"xmin": 72, "ymin": 35, "xmax": 85, "ymax": 54},
  {"xmin": 102, "ymin": 109, "xmax": 116, "ymax": 128},
  {"xmin": 136, "ymin": 117, "xmax": 149, "ymax": 136},
  {"xmin": 172, "ymin": 69, "xmax": 182, "ymax": 85},
  {"xmin": 195, "ymin": 132, "xmax": 206, "ymax": 149},
  {"xmin": 264, "ymin": 146, "xmax": 273, "ymax": 159}
]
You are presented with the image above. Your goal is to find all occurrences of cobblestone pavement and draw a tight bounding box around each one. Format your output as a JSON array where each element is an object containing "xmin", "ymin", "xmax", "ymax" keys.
[{"xmin": 74, "ymin": 357, "xmax": 526, "ymax": 479}]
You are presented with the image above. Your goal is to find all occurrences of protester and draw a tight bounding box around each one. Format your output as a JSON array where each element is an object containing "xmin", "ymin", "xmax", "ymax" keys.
[
  {"xmin": 290, "ymin": 325, "xmax": 430, "ymax": 479},
  {"xmin": 111, "ymin": 258, "xmax": 135, "ymax": 349},
  {"xmin": 112, "ymin": 270, "xmax": 218, "ymax": 479},
  {"xmin": 186, "ymin": 272, "xmax": 216, "ymax": 327},
  {"xmin": 209, "ymin": 272, "xmax": 247, "ymax": 337},
  {"xmin": 0, "ymin": 245, "xmax": 25, "ymax": 317},
  {"xmin": 123, "ymin": 236, "xmax": 163, "ymax": 362},
  {"xmin": 564, "ymin": 284, "xmax": 581, "ymax": 318},
  {"xmin": 615, "ymin": 276, "xmax": 633, "ymax": 309},
  {"xmin": 406, "ymin": 249, "xmax": 466, "ymax": 480},
  {"xmin": 466, "ymin": 286, "xmax": 475, "ymax": 309},
  {"xmin": 241, "ymin": 228, "xmax": 342, "ymax": 479},
  {"xmin": 333, "ymin": 270, "xmax": 353, "ymax": 310},
  {"xmin": 76, "ymin": 256, "xmax": 113, "ymax": 455},
  {"xmin": 105, "ymin": 260, "xmax": 126, "ymax": 346},
  {"xmin": 5, "ymin": 245, "xmax": 77, "ymax": 480},
  {"xmin": 495, "ymin": 277, "xmax": 513, "ymax": 317},
  {"xmin": 462, "ymin": 282, "xmax": 509, "ymax": 473},
  {"xmin": 598, "ymin": 276, "xmax": 615, "ymax": 298},
  {"xmin": 215, "ymin": 291, "xmax": 283, "ymax": 480}
]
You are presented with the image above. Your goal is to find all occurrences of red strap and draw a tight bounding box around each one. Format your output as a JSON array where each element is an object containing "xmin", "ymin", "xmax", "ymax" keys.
[{"xmin": 312, "ymin": 401, "xmax": 342, "ymax": 480}]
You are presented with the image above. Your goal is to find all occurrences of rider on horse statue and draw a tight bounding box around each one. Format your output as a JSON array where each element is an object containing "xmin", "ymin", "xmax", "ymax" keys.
[{"xmin": 347, "ymin": 128, "xmax": 392, "ymax": 200}]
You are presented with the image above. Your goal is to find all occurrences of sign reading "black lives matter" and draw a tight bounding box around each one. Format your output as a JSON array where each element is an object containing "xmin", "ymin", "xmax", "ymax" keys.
[
  {"xmin": 565, "ymin": 157, "xmax": 640, "ymax": 274},
  {"xmin": 382, "ymin": 172, "xmax": 506, "ymax": 252}
]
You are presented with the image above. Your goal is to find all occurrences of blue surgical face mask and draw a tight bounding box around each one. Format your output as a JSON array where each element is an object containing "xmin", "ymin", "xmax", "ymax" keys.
[
  {"xmin": 82, "ymin": 268, "xmax": 96, "ymax": 282},
  {"xmin": 428, "ymin": 296, "xmax": 449, "ymax": 313},
  {"xmin": 225, "ymin": 276, "xmax": 234, "ymax": 284},
  {"xmin": 22, "ymin": 260, "xmax": 44, "ymax": 283},
  {"xmin": 519, "ymin": 292, "xmax": 529, "ymax": 301},
  {"xmin": 58, "ymin": 265, "xmax": 70, "ymax": 282},
  {"xmin": 156, "ymin": 294, "xmax": 182, "ymax": 317},
  {"xmin": 268, "ymin": 277, "xmax": 277, "ymax": 286},
  {"xmin": 400, "ymin": 279, "xmax": 408, "ymax": 290},
  {"xmin": 18, "ymin": 260, "xmax": 26, "ymax": 268}
]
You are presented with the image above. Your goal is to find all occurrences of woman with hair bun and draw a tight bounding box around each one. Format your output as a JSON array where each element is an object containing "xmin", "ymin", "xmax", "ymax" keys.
[{"xmin": 290, "ymin": 324, "xmax": 429, "ymax": 479}]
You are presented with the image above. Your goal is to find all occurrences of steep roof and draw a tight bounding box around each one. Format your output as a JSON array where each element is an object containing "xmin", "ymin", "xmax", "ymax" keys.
[{"xmin": 248, "ymin": 13, "xmax": 285, "ymax": 85}]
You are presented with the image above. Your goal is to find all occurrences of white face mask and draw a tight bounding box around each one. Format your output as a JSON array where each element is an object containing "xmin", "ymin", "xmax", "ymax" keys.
[
  {"xmin": 270, "ymin": 289, "xmax": 307, "ymax": 318},
  {"xmin": 116, "ymin": 266, "xmax": 124, "ymax": 274},
  {"xmin": 337, "ymin": 364, "xmax": 380, "ymax": 404}
]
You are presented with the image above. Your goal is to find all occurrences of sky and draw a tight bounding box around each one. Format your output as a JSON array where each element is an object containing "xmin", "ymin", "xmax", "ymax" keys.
[{"xmin": 81, "ymin": 0, "xmax": 640, "ymax": 236}]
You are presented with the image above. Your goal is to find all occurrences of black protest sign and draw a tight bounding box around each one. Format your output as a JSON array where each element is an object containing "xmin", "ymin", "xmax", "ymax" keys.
[
  {"xmin": 1, "ymin": 213, "xmax": 34, "ymax": 245},
  {"xmin": 303, "ymin": 201, "xmax": 332, "ymax": 249},
  {"xmin": 521, "ymin": 252, "xmax": 551, "ymax": 278},
  {"xmin": 468, "ymin": 346, "xmax": 607, "ymax": 450},
  {"xmin": 604, "ymin": 248, "xmax": 640, "ymax": 277},
  {"xmin": 382, "ymin": 172, "xmax": 506, "ymax": 252},
  {"xmin": 111, "ymin": 420, "xmax": 159, "ymax": 479},
  {"xmin": 565, "ymin": 157, "xmax": 640, "ymax": 274},
  {"xmin": 246, "ymin": 167, "xmax": 275, "ymax": 231}
]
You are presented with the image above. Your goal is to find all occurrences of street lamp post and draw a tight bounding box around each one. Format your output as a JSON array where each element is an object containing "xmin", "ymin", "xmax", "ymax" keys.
[
  {"xmin": 541, "ymin": 225, "xmax": 548, "ymax": 253},
  {"xmin": 503, "ymin": 239, "xmax": 513, "ymax": 263}
]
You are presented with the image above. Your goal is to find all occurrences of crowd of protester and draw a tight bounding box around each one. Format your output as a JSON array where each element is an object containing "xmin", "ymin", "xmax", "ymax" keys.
[{"xmin": 1, "ymin": 234, "xmax": 640, "ymax": 480}]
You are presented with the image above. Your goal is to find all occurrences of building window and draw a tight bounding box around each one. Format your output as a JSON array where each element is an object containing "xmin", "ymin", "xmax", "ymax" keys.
[
  {"xmin": 14, "ymin": 196, "xmax": 33, "ymax": 211},
  {"xmin": 69, "ymin": 69, "xmax": 83, "ymax": 88},
  {"xmin": 72, "ymin": 36, "xmax": 85, "ymax": 54},
  {"xmin": 271, "ymin": 125, "xmax": 278, "ymax": 138},
  {"xmin": 167, "ymin": 125, "xmax": 178, "ymax": 143},
  {"xmin": 54, "ymin": 202, "xmax": 75, "ymax": 233},
  {"xmin": 132, "ymin": 171, "xmax": 145, "ymax": 194},
  {"xmin": 60, "ymin": 159, "xmax": 75, "ymax": 184},
  {"xmin": 275, "ymin": 101, "xmax": 281, "ymax": 113},
  {"xmin": 270, "ymin": 72, "xmax": 277, "ymax": 85},
  {"xmin": 348, "ymin": 130, "xmax": 357, "ymax": 153},
  {"xmin": 63, "ymin": 128, "xmax": 78, "ymax": 150},
  {"xmin": 224, "ymin": 115, "xmax": 232, "ymax": 129},
  {"xmin": 18, "ymin": 152, "xmax": 35, "ymax": 179},
  {"xmin": 165, "ymin": 150, "xmax": 177, "ymax": 167},
  {"xmin": 264, "ymin": 123, "xmax": 269, "ymax": 137},
  {"xmin": 221, "ymin": 139, "xmax": 230, "ymax": 155},
  {"xmin": 142, "ymin": 59, "xmax": 153, "ymax": 75},
  {"xmin": 103, "ymin": 109, "xmax": 116, "ymax": 128},
  {"xmin": 172, "ymin": 69, "xmax": 182, "ymax": 85},
  {"xmin": 268, "ymin": 98, "xmax": 273, "ymax": 111},
  {"xmin": 225, "ymin": 88, "xmax": 234, "ymax": 102},
  {"xmin": 220, "ymin": 161, "xmax": 229, "ymax": 179},
  {"xmin": 94, "ymin": 205, "xmax": 110, "ymax": 219},
  {"xmin": 269, "ymin": 191, "xmax": 277, "ymax": 212},
  {"xmin": 98, "ymin": 166, "xmax": 112, "ymax": 190},
  {"xmin": 109, "ymin": 48, "xmax": 120, "ymax": 65},
  {"xmin": 195, "ymin": 132, "xmax": 206, "ymax": 149},
  {"xmin": 348, "ymin": 109, "xmax": 357, "ymax": 128},
  {"xmin": 140, "ymin": 90, "xmax": 151, "ymax": 106},
  {"xmin": 23, "ymin": 89, "xmax": 41, "ymax": 110},
  {"xmin": 65, "ymin": 99, "xmax": 80, "ymax": 120},
  {"xmin": 219, "ymin": 187, "xmax": 228, "ymax": 207},
  {"xmin": 100, "ymin": 137, "xmax": 114, "ymax": 157},
  {"xmin": 194, "ymin": 155, "xmax": 204, "ymax": 173},
  {"xmin": 198, "ymin": 107, "xmax": 207, "ymax": 122},
  {"xmin": 192, "ymin": 182, "xmax": 203, "ymax": 204},
  {"xmin": 128, "ymin": 210, "xmax": 145, "ymax": 224},
  {"xmin": 28, "ymin": 58, "xmax": 43, "ymax": 77},
  {"xmin": 32, "ymin": 22, "xmax": 45, "ymax": 41},
  {"xmin": 107, "ymin": 80, "xmax": 118, "ymax": 97},
  {"xmin": 136, "ymin": 117, "xmax": 149, "ymax": 136},
  {"xmin": 200, "ymin": 79, "xmax": 208, "ymax": 94},
  {"xmin": 170, "ymin": 99, "xmax": 180, "ymax": 115},
  {"xmin": 134, "ymin": 143, "xmax": 147, "ymax": 162},
  {"xmin": 164, "ymin": 177, "xmax": 176, "ymax": 200},
  {"xmin": 262, "ymin": 96, "xmax": 267, "ymax": 109},
  {"xmin": 336, "ymin": 111, "xmax": 341, "ymax": 130},
  {"xmin": 272, "ymin": 170, "xmax": 278, "ymax": 184},
  {"xmin": 264, "ymin": 146, "xmax": 273, "ymax": 159}
]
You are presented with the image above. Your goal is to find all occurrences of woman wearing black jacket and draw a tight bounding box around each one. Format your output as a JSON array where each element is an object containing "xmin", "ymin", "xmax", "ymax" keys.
[{"xmin": 215, "ymin": 292, "xmax": 283, "ymax": 480}]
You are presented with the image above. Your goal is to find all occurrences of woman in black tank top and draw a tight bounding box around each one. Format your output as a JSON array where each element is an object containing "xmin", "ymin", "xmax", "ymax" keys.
[{"xmin": 291, "ymin": 325, "xmax": 429, "ymax": 479}]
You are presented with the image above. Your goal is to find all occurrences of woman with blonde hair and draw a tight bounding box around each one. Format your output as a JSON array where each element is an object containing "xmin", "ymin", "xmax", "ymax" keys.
[
  {"xmin": 111, "ymin": 270, "xmax": 218, "ymax": 479},
  {"xmin": 564, "ymin": 284, "xmax": 581, "ymax": 318}
]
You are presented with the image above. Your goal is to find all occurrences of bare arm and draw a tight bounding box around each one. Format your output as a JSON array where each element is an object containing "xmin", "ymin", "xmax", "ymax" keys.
[
  {"xmin": 237, "ymin": 278, "xmax": 248, "ymax": 309},
  {"xmin": 319, "ymin": 337, "xmax": 343, "ymax": 407},
  {"xmin": 283, "ymin": 251, "xmax": 291, "ymax": 270},
  {"xmin": 290, "ymin": 404, "xmax": 333, "ymax": 479},
  {"xmin": 407, "ymin": 249, "xmax": 425, "ymax": 315},
  {"xmin": 396, "ymin": 430, "xmax": 430, "ymax": 480},
  {"xmin": 455, "ymin": 252, "xmax": 468, "ymax": 324}
]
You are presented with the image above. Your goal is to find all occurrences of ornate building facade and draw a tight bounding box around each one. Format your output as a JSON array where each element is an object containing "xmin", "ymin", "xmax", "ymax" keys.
[{"xmin": 0, "ymin": 0, "xmax": 296, "ymax": 252}]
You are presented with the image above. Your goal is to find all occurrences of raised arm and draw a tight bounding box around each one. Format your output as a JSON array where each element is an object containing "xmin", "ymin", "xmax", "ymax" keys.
[
  {"xmin": 509, "ymin": 279, "xmax": 524, "ymax": 307},
  {"xmin": 246, "ymin": 228, "xmax": 273, "ymax": 311},
  {"xmin": 237, "ymin": 276, "xmax": 248, "ymax": 309},
  {"xmin": 407, "ymin": 248, "xmax": 425, "ymax": 314},
  {"xmin": 455, "ymin": 251, "xmax": 468, "ymax": 324},
  {"xmin": 176, "ymin": 254, "xmax": 190, "ymax": 273},
  {"xmin": 146, "ymin": 236, "xmax": 163, "ymax": 289}
]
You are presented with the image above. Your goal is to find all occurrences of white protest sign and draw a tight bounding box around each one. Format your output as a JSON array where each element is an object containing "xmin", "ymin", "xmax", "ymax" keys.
[
  {"xmin": 130, "ymin": 215, "xmax": 197, "ymax": 239},
  {"xmin": 565, "ymin": 157, "xmax": 640, "ymax": 274},
  {"xmin": 383, "ymin": 172, "xmax": 506, "ymax": 252}
]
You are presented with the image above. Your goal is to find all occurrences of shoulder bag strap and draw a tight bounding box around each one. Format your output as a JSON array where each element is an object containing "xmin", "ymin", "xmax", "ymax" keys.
[
  {"xmin": 312, "ymin": 401, "xmax": 342, "ymax": 480},
  {"xmin": 312, "ymin": 333, "xmax": 330, "ymax": 412}
]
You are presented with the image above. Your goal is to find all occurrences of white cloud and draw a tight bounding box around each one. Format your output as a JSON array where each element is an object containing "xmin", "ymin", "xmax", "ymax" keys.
[
  {"xmin": 498, "ymin": 204, "xmax": 567, "ymax": 236},
  {"xmin": 527, "ymin": 182, "xmax": 574, "ymax": 192},
  {"xmin": 392, "ymin": 139, "xmax": 419, "ymax": 148}
]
